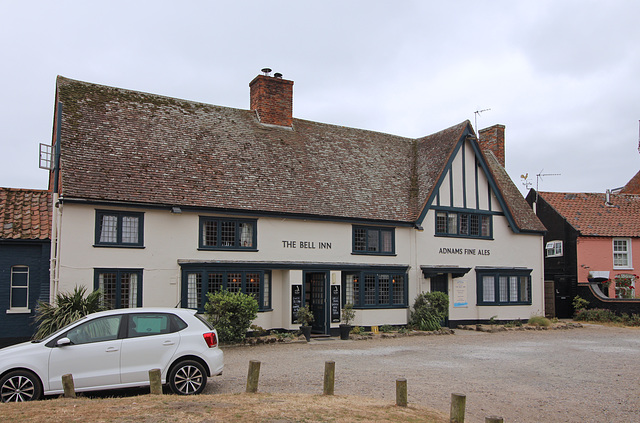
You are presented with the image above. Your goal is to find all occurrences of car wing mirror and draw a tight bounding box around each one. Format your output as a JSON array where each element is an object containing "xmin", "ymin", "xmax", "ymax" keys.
[{"xmin": 56, "ymin": 337, "xmax": 72, "ymax": 347}]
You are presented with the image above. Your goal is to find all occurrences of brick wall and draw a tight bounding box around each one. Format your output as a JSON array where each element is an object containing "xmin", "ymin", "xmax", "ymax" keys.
[
  {"xmin": 479, "ymin": 124, "xmax": 506, "ymax": 167},
  {"xmin": 249, "ymin": 75, "xmax": 294, "ymax": 127}
]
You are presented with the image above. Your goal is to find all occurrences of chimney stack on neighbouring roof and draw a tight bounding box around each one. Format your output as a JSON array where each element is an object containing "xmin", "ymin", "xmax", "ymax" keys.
[
  {"xmin": 479, "ymin": 124, "xmax": 506, "ymax": 167},
  {"xmin": 249, "ymin": 70, "xmax": 294, "ymax": 127}
]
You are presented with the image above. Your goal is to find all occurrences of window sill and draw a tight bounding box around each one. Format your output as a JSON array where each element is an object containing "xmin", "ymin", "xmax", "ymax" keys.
[
  {"xmin": 94, "ymin": 244, "xmax": 145, "ymax": 249},
  {"xmin": 198, "ymin": 248, "xmax": 259, "ymax": 252},
  {"xmin": 613, "ymin": 267, "xmax": 634, "ymax": 270},
  {"xmin": 434, "ymin": 234, "xmax": 494, "ymax": 240},
  {"xmin": 351, "ymin": 252, "xmax": 397, "ymax": 257},
  {"xmin": 352, "ymin": 305, "xmax": 408, "ymax": 309},
  {"xmin": 6, "ymin": 308, "xmax": 31, "ymax": 314}
]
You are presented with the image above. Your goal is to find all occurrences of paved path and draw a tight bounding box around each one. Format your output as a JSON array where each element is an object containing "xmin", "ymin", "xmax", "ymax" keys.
[{"xmin": 206, "ymin": 324, "xmax": 640, "ymax": 422}]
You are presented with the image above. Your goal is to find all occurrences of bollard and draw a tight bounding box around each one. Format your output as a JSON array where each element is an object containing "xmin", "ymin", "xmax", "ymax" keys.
[
  {"xmin": 62, "ymin": 374, "xmax": 76, "ymax": 398},
  {"xmin": 485, "ymin": 417, "xmax": 504, "ymax": 423},
  {"xmin": 450, "ymin": 392, "xmax": 466, "ymax": 423},
  {"xmin": 396, "ymin": 378, "xmax": 407, "ymax": 407},
  {"xmin": 323, "ymin": 361, "xmax": 335, "ymax": 395},
  {"xmin": 149, "ymin": 368, "xmax": 162, "ymax": 395},
  {"xmin": 246, "ymin": 360, "xmax": 261, "ymax": 393}
]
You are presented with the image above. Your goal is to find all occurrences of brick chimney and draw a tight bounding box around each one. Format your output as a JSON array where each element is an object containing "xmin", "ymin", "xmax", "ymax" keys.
[
  {"xmin": 249, "ymin": 72, "xmax": 294, "ymax": 127},
  {"xmin": 479, "ymin": 124, "xmax": 506, "ymax": 167}
]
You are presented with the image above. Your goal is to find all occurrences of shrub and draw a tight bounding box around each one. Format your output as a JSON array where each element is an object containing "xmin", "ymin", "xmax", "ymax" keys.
[
  {"xmin": 572, "ymin": 296, "xmax": 590, "ymax": 313},
  {"xmin": 410, "ymin": 291, "xmax": 449, "ymax": 331},
  {"xmin": 528, "ymin": 315, "xmax": 551, "ymax": 327},
  {"xmin": 33, "ymin": 286, "xmax": 107, "ymax": 340},
  {"xmin": 574, "ymin": 308, "xmax": 619, "ymax": 323},
  {"xmin": 504, "ymin": 319, "xmax": 523, "ymax": 328},
  {"xmin": 380, "ymin": 324, "xmax": 393, "ymax": 333},
  {"xmin": 296, "ymin": 305, "xmax": 314, "ymax": 327},
  {"xmin": 623, "ymin": 313, "xmax": 640, "ymax": 326},
  {"xmin": 205, "ymin": 290, "xmax": 259, "ymax": 344},
  {"xmin": 341, "ymin": 302, "xmax": 356, "ymax": 326},
  {"xmin": 351, "ymin": 326, "xmax": 364, "ymax": 335}
]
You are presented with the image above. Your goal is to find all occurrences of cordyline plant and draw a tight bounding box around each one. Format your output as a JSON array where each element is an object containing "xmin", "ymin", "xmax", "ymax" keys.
[{"xmin": 32, "ymin": 286, "xmax": 108, "ymax": 340}]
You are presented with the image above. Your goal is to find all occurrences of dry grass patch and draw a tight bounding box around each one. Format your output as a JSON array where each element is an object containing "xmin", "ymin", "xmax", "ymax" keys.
[{"xmin": 1, "ymin": 392, "xmax": 448, "ymax": 423}]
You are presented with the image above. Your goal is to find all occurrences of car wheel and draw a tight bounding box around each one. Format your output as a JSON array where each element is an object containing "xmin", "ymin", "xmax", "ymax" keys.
[
  {"xmin": 168, "ymin": 360, "xmax": 207, "ymax": 395},
  {"xmin": 0, "ymin": 370, "xmax": 42, "ymax": 402}
]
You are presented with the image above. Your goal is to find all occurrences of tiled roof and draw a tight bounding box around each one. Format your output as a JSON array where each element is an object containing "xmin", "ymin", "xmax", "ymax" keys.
[
  {"xmin": 0, "ymin": 188, "xmax": 52, "ymax": 240},
  {"xmin": 620, "ymin": 170, "xmax": 640, "ymax": 194},
  {"xmin": 538, "ymin": 191, "xmax": 640, "ymax": 237},
  {"xmin": 54, "ymin": 76, "xmax": 543, "ymax": 232},
  {"xmin": 484, "ymin": 151, "xmax": 547, "ymax": 233}
]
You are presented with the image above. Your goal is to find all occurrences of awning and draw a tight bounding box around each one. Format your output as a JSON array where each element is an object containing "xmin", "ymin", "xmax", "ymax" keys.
[
  {"xmin": 421, "ymin": 266, "xmax": 471, "ymax": 279},
  {"xmin": 588, "ymin": 270, "xmax": 610, "ymax": 283}
]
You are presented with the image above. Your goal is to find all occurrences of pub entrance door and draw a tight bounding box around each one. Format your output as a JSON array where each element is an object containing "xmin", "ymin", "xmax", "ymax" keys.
[
  {"xmin": 305, "ymin": 272, "xmax": 328, "ymax": 334},
  {"xmin": 431, "ymin": 274, "xmax": 450, "ymax": 327}
]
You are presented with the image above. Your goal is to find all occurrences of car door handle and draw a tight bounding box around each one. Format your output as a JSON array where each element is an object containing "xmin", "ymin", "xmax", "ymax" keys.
[
  {"xmin": 105, "ymin": 347, "xmax": 119, "ymax": 352},
  {"xmin": 162, "ymin": 341, "xmax": 175, "ymax": 346}
]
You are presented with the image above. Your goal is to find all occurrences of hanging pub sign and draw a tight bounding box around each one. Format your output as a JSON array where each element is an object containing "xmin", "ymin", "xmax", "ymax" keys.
[
  {"xmin": 331, "ymin": 285, "xmax": 341, "ymax": 323},
  {"xmin": 291, "ymin": 284, "xmax": 302, "ymax": 324}
]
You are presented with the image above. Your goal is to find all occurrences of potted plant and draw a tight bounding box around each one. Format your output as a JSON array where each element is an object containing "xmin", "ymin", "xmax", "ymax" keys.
[
  {"xmin": 296, "ymin": 305, "xmax": 314, "ymax": 342},
  {"xmin": 339, "ymin": 302, "xmax": 355, "ymax": 340}
]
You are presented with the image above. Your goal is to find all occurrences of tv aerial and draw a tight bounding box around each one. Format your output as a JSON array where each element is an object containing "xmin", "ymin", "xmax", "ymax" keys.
[{"xmin": 474, "ymin": 108, "xmax": 491, "ymax": 133}]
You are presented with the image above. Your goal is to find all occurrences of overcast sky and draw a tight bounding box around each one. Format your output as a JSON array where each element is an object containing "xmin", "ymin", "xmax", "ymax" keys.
[{"xmin": 1, "ymin": 1, "xmax": 639, "ymax": 196}]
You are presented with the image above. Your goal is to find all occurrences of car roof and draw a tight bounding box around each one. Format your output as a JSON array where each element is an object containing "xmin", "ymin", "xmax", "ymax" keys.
[{"xmin": 84, "ymin": 307, "xmax": 198, "ymax": 319}]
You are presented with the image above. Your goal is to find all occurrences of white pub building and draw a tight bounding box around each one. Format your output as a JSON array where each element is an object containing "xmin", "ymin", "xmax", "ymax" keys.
[{"xmin": 48, "ymin": 71, "xmax": 546, "ymax": 335}]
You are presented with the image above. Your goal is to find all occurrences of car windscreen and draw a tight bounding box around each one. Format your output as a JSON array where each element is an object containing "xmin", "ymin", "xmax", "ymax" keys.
[{"xmin": 32, "ymin": 315, "xmax": 89, "ymax": 343}]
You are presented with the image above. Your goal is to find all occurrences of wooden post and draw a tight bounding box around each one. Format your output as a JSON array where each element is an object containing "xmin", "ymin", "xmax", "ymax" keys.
[
  {"xmin": 396, "ymin": 378, "xmax": 407, "ymax": 407},
  {"xmin": 323, "ymin": 361, "xmax": 335, "ymax": 395},
  {"xmin": 485, "ymin": 417, "xmax": 504, "ymax": 423},
  {"xmin": 149, "ymin": 368, "xmax": 162, "ymax": 395},
  {"xmin": 62, "ymin": 374, "xmax": 76, "ymax": 399},
  {"xmin": 246, "ymin": 360, "xmax": 261, "ymax": 393},
  {"xmin": 450, "ymin": 393, "xmax": 466, "ymax": 423}
]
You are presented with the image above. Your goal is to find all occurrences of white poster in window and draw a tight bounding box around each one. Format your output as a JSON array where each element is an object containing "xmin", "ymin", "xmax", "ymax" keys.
[{"xmin": 453, "ymin": 279, "xmax": 468, "ymax": 308}]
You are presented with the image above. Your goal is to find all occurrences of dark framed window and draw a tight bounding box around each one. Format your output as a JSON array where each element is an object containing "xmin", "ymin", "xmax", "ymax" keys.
[
  {"xmin": 183, "ymin": 269, "xmax": 271, "ymax": 312},
  {"xmin": 476, "ymin": 268, "xmax": 531, "ymax": 305},
  {"xmin": 342, "ymin": 270, "xmax": 407, "ymax": 308},
  {"xmin": 199, "ymin": 217, "xmax": 257, "ymax": 251},
  {"xmin": 435, "ymin": 210, "xmax": 491, "ymax": 239},
  {"xmin": 94, "ymin": 269, "xmax": 143, "ymax": 309},
  {"xmin": 352, "ymin": 226, "xmax": 395, "ymax": 255},
  {"xmin": 95, "ymin": 210, "xmax": 144, "ymax": 247},
  {"xmin": 10, "ymin": 265, "xmax": 29, "ymax": 309}
]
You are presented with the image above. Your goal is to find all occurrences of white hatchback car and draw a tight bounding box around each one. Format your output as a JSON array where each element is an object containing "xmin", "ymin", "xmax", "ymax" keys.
[{"xmin": 0, "ymin": 308, "xmax": 223, "ymax": 402}]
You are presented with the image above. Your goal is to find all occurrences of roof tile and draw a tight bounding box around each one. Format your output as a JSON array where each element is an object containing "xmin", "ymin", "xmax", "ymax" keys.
[
  {"xmin": 0, "ymin": 188, "xmax": 52, "ymax": 240},
  {"xmin": 539, "ymin": 191, "xmax": 640, "ymax": 237}
]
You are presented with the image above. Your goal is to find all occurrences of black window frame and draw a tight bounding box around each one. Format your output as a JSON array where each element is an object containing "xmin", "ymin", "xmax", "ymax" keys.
[
  {"xmin": 182, "ymin": 268, "xmax": 272, "ymax": 312},
  {"xmin": 341, "ymin": 270, "xmax": 407, "ymax": 308},
  {"xmin": 94, "ymin": 268, "xmax": 144, "ymax": 309},
  {"xmin": 198, "ymin": 217, "xmax": 258, "ymax": 251},
  {"xmin": 352, "ymin": 226, "xmax": 396, "ymax": 255},
  {"xmin": 94, "ymin": 210, "xmax": 144, "ymax": 248},
  {"xmin": 435, "ymin": 209, "xmax": 492, "ymax": 239},
  {"xmin": 476, "ymin": 268, "xmax": 532, "ymax": 306}
]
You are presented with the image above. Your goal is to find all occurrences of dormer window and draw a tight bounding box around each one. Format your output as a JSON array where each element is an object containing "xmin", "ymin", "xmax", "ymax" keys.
[{"xmin": 545, "ymin": 241, "xmax": 563, "ymax": 258}]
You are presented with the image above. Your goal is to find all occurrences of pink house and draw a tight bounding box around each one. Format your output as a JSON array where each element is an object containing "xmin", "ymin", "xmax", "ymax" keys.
[{"xmin": 527, "ymin": 176, "xmax": 640, "ymax": 317}]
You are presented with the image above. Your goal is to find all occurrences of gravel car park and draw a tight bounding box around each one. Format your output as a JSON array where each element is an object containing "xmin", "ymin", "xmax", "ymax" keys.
[{"xmin": 208, "ymin": 324, "xmax": 640, "ymax": 422}]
